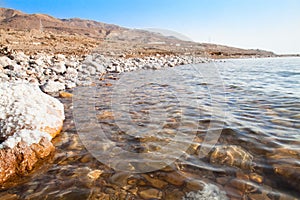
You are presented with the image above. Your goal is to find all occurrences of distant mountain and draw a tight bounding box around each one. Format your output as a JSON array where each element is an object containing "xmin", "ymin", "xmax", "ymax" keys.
[
  {"xmin": 144, "ymin": 28, "xmax": 193, "ymax": 41},
  {"xmin": 0, "ymin": 8, "xmax": 125, "ymax": 39},
  {"xmin": 0, "ymin": 7, "xmax": 276, "ymax": 58}
]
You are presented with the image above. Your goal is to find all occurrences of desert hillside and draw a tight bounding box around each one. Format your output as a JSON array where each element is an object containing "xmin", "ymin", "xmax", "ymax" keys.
[{"xmin": 0, "ymin": 7, "xmax": 276, "ymax": 58}]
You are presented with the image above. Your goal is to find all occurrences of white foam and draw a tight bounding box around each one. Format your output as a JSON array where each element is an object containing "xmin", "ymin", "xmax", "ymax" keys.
[
  {"xmin": 0, "ymin": 82, "xmax": 65, "ymax": 149},
  {"xmin": 183, "ymin": 183, "xmax": 228, "ymax": 200}
]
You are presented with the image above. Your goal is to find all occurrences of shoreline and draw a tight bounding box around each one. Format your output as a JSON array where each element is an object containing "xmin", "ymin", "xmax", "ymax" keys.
[{"xmin": 1, "ymin": 46, "xmax": 300, "ymax": 199}]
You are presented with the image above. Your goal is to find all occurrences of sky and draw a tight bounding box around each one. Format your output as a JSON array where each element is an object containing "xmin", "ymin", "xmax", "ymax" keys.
[{"xmin": 1, "ymin": 0, "xmax": 300, "ymax": 54}]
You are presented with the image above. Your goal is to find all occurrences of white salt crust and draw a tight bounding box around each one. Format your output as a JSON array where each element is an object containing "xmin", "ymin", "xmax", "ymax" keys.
[
  {"xmin": 0, "ymin": 129, "xmax": 52, "ymax": 149},
  {"xmin": 0, "ymin": 82, "xmax": 65, "ymax": 149},
  {"xmin": 183, "ymin": 184, "xmax": 228, "ymax": 200}
]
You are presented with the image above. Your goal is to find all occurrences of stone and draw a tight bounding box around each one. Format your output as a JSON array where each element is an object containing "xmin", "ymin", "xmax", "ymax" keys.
[
  {"xmin": 14, "ymin": 51, "xmax": 29, "ymax": 63},
  {"xmin": 109, "ymin": 172, "xmax": 131, "ymax": 188},
  {"xmin": 153, "ymin": 64, "xmax": 161, "ymax": 70},
  {"xmin": 210, "ymin": 145, "xmax": 254, "ymax": 171},
  {"xmin": 160, "ymin": 172, "xmax": 185, "ymax": 186},
  {"xmin": 0, "ymin": 56, "xmax": 13, "ymax": 67},
  {"xmin": 165, "ymin": 189, "xmax": 185, "ymax": 200},
  {"xmin": 52, "ymin": 61, "xmax": 66, "ymax": 73},
  {"xmin": 249, "ymin": 193, "xmax": 270, "ymax": 200},
  {"xmin": 267, "ymin": 148, "xmax": 300, "ymax": 191},
  {"xmin": 65, "ymin": 67, "xmax": 78, "ymax": 79},
  {"xmin": 94, "ymin": 63, "xmax": 106, "ymax": 73},
  {"xmin": 34, "ymin": 58, "xmax": 45, "ymax": 66},
  {"xmin": 65, "ymin": 60, "xmax": 78, "ymax": 68},
  {"xmin": 228, "ymin": 178, "xmax": 247, "ymax": 193},
  {"xmin": 113, "ymin": 65, "xmax": 122, "ymax": 73},
  {"xmin": 65, "ymin": 81, "xmax": 77, "ymax": 89},
  {"xmin": 86, "ymin": 65, "xmax": 96, "ymax": 75},
  {"xmin": 31, "ymin": 137, "xmax": 55, "ymax": 158},
  {"xmin": 139, "ymin": 188, "xmax": 162, "ymax": 199},
  {"xmin": 186, "ymin": 180, "xmax": 204, "ymax": 191},
  {"xmin": 96, "ymin": 111, "xmax": 114, "ymax": 120},
  {"xmin": 41, "ymin": 80, "xmax": 66, "ymax": 93},
  {"xmin": 141, "ymin": 174, "xmax": 168, "ymax": 189},
  {"xmin": 223, "ymin": 185, "xmax": 242, "ymax": 199},
  {"xmin": 87, "ymin": 169, "xmax": 103, "ymax": 180},
  {"xmin": 55, "ymin": 54, "xmax": 66, "ymax": 61},
  {"xmin": 273, "ymin": 164, "xmax": 300, "ymax": 191},
  {"xmin": 249, "ymin": 173, "xmax": 263, "ymax": 184},
  {"xmin": 0, "ymin": 193, "xmax": 19, "ymax": 200},
  {"xmin": 59, "ymin": 91, "xmax": 73, "ymax": 98},
  {"xmin": 216, "ymin": 177, "xmax": 230, "ymax": 185}
]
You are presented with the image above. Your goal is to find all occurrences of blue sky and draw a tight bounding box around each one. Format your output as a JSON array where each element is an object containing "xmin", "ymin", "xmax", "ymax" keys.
[{"xmin": 1, "ymin": 0, "xmax": 300, "ymax": 54}]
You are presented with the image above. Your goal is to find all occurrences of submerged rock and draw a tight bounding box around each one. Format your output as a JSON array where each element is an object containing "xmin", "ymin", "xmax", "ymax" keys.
[
  {"xmin": 59, "ymin": 91, "xmax": 73, "ymax": 98},
  {"xmin": 267, "ymin": 148, "xmax": 300, "ymax": 191},
  {"xmin": 210, "ymin": 145, "xmax": 254, "ymax": 171},
  {"xmin": 0, "ymin": 82, "xmax": 64, "ymax": 183},
  {"xmin": 138, "ymin": 188, "xmax": 162, "ymax": 199}
]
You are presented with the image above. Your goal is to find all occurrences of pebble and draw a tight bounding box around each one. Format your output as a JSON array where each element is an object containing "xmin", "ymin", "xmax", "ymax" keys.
[
  {"xmin": 186, "ymin": 180, "xmax": 204, "ymax": 191},
  {"xmin": 141, "ymin": 174, "xmax": 168, "ymax": 189},
  {"xmin": 248, "ymin": 193, "xmax": 270, "ymax": 200},
  {"xmin": 87, "ymin": 169, "xmax": 103, "ymax": 180},
  {"xmin": 210, "ymin": 145, "xmax": 254, "ymax": 171},
  {"xmin": 109, "ymin": 172, "xmax": 131, "ymax": 189},
  {"xmin": 0, "ymin": 193, "xmax": 19, "ymax": 200},
  {"xmin": 160, "ymin": 172, "xmax": 185, "ymax": 186},
  {"xmin": 59, "ymin": 91, "xmax": 73, "ymax": 98},
  {"xmin": 224, "ymin": 185, "xmax": 243, "ymax": 199},
  {"xmin": 52, "ymin": 61, "xmax": 66, "ymax": 73},
  {"xmin": 41, "ymin": 80, "xmax": 66, "ymax": 93},
  {"xmin": 0, "ymin": 56, "xmax": 13, "ymax": 67},
  {"xmin": 249, "ymin": 173, "xmax": 263, "ymax": 184},
  {"xmin": 96, "ymin": 111, "xmax": 114, "ymax": 120},
  {"xmin": 164, "ymin": 188, "xmax": 185, "ymax": 200},
  {"xmin": 138, "ymin": 188, "xmax": 162, "ymax": 199}
]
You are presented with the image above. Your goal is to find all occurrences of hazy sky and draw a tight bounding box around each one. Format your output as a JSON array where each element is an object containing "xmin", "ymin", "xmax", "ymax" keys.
[{"xmin": 1, "ymin": 0, "xmax": 300, "ymax": 54}]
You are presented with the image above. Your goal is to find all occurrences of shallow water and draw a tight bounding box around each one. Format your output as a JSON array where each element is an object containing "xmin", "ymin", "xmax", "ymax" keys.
[{"xmin": 1, "ymin": 57, "xmax": 300, "ymax": 199}]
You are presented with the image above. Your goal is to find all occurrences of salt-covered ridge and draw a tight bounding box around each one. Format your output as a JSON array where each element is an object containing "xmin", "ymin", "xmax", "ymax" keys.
[
  {"xmin": 0, "ymin": 82, "xmax": 64, "ymax": 149},
  {"xmin": 0, "ymin": 82, "xmax": 65, "ymax": 183}
]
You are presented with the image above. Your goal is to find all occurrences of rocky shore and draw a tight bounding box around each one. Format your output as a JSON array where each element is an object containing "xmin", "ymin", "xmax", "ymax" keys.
[
  {"xmin": 0, "ymin": 45, "xmax": 208, "ymax": 185},
  {"xmin": 0, "ymin": 46, "xmax": 208, "ymax": 93}
]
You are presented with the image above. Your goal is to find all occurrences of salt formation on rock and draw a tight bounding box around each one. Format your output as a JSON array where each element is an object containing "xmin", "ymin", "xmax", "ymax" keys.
[{"xmin": 0, "ymin": 82, "xmax": 64, "ymax": 183}]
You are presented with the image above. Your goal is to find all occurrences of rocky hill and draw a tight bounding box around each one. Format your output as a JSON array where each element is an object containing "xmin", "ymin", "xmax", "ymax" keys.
[{"xmin": 0, "ymin": 7, "xmax": 276, "ymax": 58}]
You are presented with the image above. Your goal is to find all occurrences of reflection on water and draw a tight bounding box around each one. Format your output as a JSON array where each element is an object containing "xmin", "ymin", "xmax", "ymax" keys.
[{"xmin": 0, "ymin": 57, "xmax": 300, "ymax": 199}]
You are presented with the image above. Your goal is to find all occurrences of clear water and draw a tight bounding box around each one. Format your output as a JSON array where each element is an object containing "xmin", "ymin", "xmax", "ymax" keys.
[{"xmin": 1, "ymin": 57, "xmax": 299, "ymax": 200}]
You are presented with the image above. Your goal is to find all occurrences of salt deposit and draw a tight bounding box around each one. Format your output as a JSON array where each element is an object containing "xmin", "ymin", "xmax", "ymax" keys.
[
  {"xmin": 0, "ymin": 129, "xmax": 52, "ymax": 149},
  {"xmin": 0, "ymin": 82, "xmax": 65, "ymax": 149}
]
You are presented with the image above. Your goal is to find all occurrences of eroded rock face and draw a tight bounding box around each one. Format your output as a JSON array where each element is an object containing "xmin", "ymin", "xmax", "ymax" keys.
[
  {"xmin": 0, "ymin": 82, "xmax": 64, "ymax": 184},
  {"xmin": 210, "ymin": 145, "xmax": 254, "ymax": 171},
  {"xmin": 0, "ymin": 138, "xmax": 55, "ymax": 183}
]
